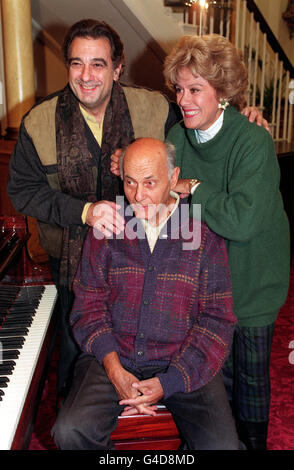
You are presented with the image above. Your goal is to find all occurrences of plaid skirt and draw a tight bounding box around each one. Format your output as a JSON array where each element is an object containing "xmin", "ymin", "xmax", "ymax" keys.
[{"xmin": 223, "ymin": 322, "xmax": 275, "ymax": 422}]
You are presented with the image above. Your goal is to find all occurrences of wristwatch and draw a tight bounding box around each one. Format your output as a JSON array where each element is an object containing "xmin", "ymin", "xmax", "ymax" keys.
[{"xmin": 189, "ymin": 178, "xmax": 201, "ymax": 193}]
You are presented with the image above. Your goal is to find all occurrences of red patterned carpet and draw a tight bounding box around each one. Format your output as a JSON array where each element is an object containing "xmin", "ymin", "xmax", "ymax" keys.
[
  {"xmin": 28, "ymin": 265, "xmax": 294, "ymax": 451},
  {"xmin": 267, "ymin": 264, "xmax": 294, "ymax": 450}
]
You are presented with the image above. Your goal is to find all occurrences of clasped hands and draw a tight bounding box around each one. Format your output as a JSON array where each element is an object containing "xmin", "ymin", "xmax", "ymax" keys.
[
  {"xmin": 104, "ymin": 353, "xmax": 164, "ymax": 417},
  {"xmin": 118, "ymin": 373, "xmax": 164, "ymax": 417}
]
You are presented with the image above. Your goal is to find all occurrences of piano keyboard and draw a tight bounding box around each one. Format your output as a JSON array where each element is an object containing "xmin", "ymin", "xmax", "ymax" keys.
[{"xmin": 0, "ymin": 284, "xmax": 57, "ymax": 449}]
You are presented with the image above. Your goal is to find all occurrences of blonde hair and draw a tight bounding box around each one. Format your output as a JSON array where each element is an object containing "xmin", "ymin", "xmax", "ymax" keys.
[{"xmin": 164, "ymin": 34, "xmax": 248, "ymax": 111}]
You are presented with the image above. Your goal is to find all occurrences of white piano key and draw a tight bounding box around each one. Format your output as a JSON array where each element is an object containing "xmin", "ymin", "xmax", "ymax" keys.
[{"xmin": 0, "ymin": 284, "xmax": 57, "ymax": 449}]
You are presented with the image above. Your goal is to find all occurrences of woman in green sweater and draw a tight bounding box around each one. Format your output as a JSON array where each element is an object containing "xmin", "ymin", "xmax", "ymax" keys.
[{"xmin": 163, "ymin": 34, "xmax": 290, "ymax": 450}]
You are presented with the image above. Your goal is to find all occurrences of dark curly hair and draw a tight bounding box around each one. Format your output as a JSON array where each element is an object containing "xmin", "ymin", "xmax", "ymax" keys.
[{"xmin": 62, "ymin": 18, "xmax": 125, "ymax": 76}]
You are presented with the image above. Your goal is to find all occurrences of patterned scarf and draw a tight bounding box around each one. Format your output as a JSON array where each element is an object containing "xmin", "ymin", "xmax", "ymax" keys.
[{"xmin": 55, "ymin": 82, "xmax": 134, "ymax": 288}]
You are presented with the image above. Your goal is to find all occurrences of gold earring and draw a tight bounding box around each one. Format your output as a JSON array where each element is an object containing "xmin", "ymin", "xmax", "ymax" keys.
[{"xmin": 218, "ymin": 98, "xmax": 230, "ymax": 110}]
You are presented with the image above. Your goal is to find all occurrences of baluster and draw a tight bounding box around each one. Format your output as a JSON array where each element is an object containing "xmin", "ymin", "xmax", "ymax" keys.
[
  {"xmin": 199, "ymin": 5, "xmax": 203, "ymax": 35},
  {"xmin": 220, "ymin": 1, "xmax": 224, "ymax": 36},
  {"xmin": 183, "ymin": 6, "xmax": 187, "ymax": 25},
  {"xmin": 283, "ymin": 71, "xmax": 290, "ymax": 141},
  {"xmin": 209, "ymin": 4, "xmax": 214, "ymax": 34},
  {"xmin": 227, "ymin": 0, "xmax": 292, "ymax": 141},
  {"xmin": 247, "ymin": 12, "xmax": 254, "ymax": 106},
  {"xmin": 240, "ymin": 0, "xmax": 246, "ymax": 53},
  {"xmin": 226, "ymin": 4, "xmax": 231, "ymax": 39},
  {"xmin": 235, "ymin": 0, "xmax": 241, "ymax": 48},
  {"xmin": 193, "ymin": 9, "xmax": 197, "ymax": 27},
  {"xmin": 252, "ymin": 22, "xmax": 260, "ymax": 107},
  {"xmin": 288, "ymin": 100, "xmax": 293, "ymax": 143},
  {"xmin": 259, "ymin": 33, "xmax": 267, "ymax": 110},
  {"xmin": 271, "ymin": 53, "xmax": 278, "ymax": 130},
  {"xmin": 276, "ymin": 61, "xmax": 283, "ymax": 140}
]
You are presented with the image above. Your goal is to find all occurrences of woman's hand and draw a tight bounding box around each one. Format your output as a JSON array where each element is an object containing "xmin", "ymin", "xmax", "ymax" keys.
[{"xmin": 110, "ymin": 148, "xmax": 123, "ymax": 177}]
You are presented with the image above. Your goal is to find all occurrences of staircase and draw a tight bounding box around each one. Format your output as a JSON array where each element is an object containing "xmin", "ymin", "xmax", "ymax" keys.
[
  {"xmin": 1, "ymin": 0, "xmax": 293, "ymax": 145},
  {"xmin": 164, "ymin": 0, "xmax": 294, "ymax": 144}
]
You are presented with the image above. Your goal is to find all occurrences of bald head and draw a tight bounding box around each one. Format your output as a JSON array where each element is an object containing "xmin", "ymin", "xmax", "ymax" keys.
[
  {"xmin": 120, "ymin": 138, "xmax": 176, "ymax": 180},
  {"xmin": 121, "ymin": 138, "xmax": 180, "ymax": 224},
  {"xmin": 125, "ymin": 137, "xmax": 166, "ymax": 166}
]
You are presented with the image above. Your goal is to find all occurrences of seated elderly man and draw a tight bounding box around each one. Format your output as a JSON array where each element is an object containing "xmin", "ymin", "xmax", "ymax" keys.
[{"xmin": 52, "ymin": 137, "xmax": 238, "ymax": 450}]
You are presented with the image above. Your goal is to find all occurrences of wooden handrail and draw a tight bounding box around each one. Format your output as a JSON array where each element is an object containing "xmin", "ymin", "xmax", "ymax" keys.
[{"xmin": 246, "ymin": 0, "xmax": 294, "ymax": 77}]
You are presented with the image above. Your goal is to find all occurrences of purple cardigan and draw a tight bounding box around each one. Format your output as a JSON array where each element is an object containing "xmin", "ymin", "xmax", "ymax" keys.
[{"xmin": 70, "ymin": 202, "xmax": 236, "ymax": 398}]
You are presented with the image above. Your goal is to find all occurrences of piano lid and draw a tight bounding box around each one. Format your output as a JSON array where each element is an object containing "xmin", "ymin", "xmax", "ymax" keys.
[{"xmin": 0, "ymin": 216, "xmax": 52, "ymax": 286}]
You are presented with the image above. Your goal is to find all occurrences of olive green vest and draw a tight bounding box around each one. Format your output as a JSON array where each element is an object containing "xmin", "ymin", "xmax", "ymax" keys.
[{"xmin": 24, "ymin": 85, "xmax": 170, "ymax": 258}]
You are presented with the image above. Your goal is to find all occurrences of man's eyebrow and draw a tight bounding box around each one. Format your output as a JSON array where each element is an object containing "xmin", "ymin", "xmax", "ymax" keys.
[
  {"xmin": 69, "ymin": 57, "xmax": 108, "ymax": 66},
  {"xmin": 123, "ymin": 174, "xmax": 155, "ymax": 180}
]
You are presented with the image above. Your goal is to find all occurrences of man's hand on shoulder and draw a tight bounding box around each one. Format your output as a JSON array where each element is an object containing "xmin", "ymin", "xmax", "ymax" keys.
[
  {"xmin": 241, "ymin": 106, "xmax": 270, "ymax": 132},
  {"xmin": 85, "ymin": 200, "xmax": 125, "ymax": 237}
]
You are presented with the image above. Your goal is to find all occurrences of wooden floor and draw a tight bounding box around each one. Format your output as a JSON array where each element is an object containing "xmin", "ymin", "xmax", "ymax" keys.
[{"xmin": 275, "ymin": 140, "xmax": 294, "ymax": 158}]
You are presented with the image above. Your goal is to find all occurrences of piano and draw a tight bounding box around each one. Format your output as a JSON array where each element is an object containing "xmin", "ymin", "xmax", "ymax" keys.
[{"xmin": 0, "ymin": 216, "xmax": 57, "ymax": 450}]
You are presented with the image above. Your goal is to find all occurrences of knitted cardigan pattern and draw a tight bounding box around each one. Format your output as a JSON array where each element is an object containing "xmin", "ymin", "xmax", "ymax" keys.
[{"xmin": 70, "ymin": 202, "xmax": 236, "ymax": 398}]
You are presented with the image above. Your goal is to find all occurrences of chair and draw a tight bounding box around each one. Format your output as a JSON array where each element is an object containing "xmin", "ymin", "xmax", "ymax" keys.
[{"xmin": 111, "ymin": 406, "xmax": 181, "ymax": 450}]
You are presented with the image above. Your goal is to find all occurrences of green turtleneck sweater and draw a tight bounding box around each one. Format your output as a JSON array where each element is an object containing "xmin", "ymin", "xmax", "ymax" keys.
[{"xmin": 167, "ymin": 106, "xmax": 290, "ymax": 327}]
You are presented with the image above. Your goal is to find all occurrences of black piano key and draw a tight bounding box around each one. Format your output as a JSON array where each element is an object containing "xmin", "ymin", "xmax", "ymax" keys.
[
  {"xmin": 0, "ymin": 325, "xmax": 25, "ymax": 341},
  {"xmin": 0, "ymin": 350, "xmax": 19, "ymax": 360},
  {"xmin": 0, "ymin": 365, "xmax": 14, "ymax": 377},
  {"xmin": 1, "ymin": 318, "xmax": 32, "ymax": 328},
  {"xmin": 0, "ymin": 376, "xmax": 9, "ymax": 385},
  {"xmin": 0, "ymin": 366, "xmax": 14, "ymax": 375},
  {"xmin": 7, "ymin": 314, "xmax": 34, "ymax": 321},
  {"xmin": 0, "ymin": 328, "xmax": 29, "ymax": 336},
  {"xmin": 0, "ymin": 338, "xmax": 25, "ymax": 348},
  {"xmin": 2, "ymin": 319, "xmax": 32, "ymax": 327},
  {"xmin": 10, "ymin": 304, "xmax": 37, "ymax": 312},
  {"xmin": 0, "ymin": 360, "xmax": 15, "ymax": 368},
  {"xmin": 4, "ymin": 313, "xmax": 34, "ymax": 319},
  {"xmin": 0, "ymin": 285, "xmax": 47, "ymax": 405}
]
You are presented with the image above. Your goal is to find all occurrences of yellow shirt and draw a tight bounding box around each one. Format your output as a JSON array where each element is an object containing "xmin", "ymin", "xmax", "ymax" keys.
[
  {"xmin": 79, "ymin": 105, "xmax": 104, "ymax": 146},
  {"xmin": 80, "ymin": 105, "xmax": 104, "ymax": 224}
]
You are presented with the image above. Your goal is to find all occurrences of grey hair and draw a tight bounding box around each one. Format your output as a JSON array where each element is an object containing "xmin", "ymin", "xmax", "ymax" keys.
[{"xmin": 120, "ymin": 139, "xmax": 176, "ymax": 179}]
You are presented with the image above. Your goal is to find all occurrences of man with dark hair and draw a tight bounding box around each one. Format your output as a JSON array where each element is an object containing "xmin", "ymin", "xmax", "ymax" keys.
[
  {"xmin": 7, "ymin": 19, "xmax": 177, "ymax": 396},
  {"xmin": 62, "ymin": 19, "xmax": 126, "ymax": 71},
  {"xmin": 51, "ymin": 137, "xmax": 238, "ymax": 450}
]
